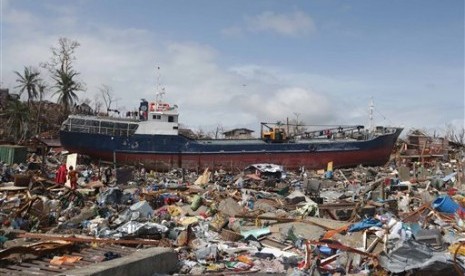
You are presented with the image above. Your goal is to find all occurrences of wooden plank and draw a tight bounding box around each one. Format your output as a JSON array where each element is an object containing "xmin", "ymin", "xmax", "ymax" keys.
[
  {"xmin": 10, "ymin": 264, "xmax": 47, "ymax": 276},
  {"xmin": 90, "ymin": 245, "xmax": 133, "ymax": 255},
  {"xmin": 83, "ymin": 246, "xmax": 133, "ymax": 257},
  {"xmin": 259, "ymin": 237, "xmax": 291, "ymax": 250},
  {"xmin": 31, "ymin": 260, "xmax": 69, "ymax": 270},
  {"xmin": 83, "ymin": 247, "xmax": 112, "ymax": 253},
  {"xmin": 0, "ymin": 267, "xmax": 19, "ymax": 275},
  {"xmin": 82, "ymin": 246, "xmax": 132, "ymax": 257},
  {"xmin": 105, "ymin": 245, "xmax": 136, "ymax": 254},
  {"xmin": 80, "ymin": 248, "xmax": 106, "ymax": 257},
  {"xmin": 2, "ymin": 265, "xmax": 22, "ymax": 271},
  {"xmin": 0, "ymin": 186, "xmax": 28, "ymax": 191},
  {"xmin": 67, "ymin": 254, "xmax": 94, "ymax": 264},
  {"xmin": 18, "ymin": 262, "xmax": 63, "ymax": 273},
  {"xmin": 17, "ymin": 233, "xmax": 161, "ymax": 246}
]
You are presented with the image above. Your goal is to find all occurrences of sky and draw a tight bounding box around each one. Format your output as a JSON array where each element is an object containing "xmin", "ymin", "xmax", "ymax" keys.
[{"xmin": 0, "ymin": 0, "xmax": 464, "ymax": 136}]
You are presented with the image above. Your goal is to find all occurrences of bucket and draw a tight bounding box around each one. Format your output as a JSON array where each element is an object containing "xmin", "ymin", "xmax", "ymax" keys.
[{"xmin": 432, "ymin": 196, "xmax": 459, "ymax": 213}]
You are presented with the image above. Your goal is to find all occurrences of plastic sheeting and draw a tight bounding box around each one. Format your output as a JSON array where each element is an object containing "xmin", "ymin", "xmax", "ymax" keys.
[
  {"xmin": 379, "ymin": 240, "xmax": 453, "ymax": 273},
  {"xmin": 129, "ymin": 200, "xmax": 153, "ymax": 219},
  {"xmin": 116, "ymin": 221, "xmax": 168, "ymax": 236},
  {"xmin": 97, "ymin": 188, "xmax": 123, "ymax": 205}
]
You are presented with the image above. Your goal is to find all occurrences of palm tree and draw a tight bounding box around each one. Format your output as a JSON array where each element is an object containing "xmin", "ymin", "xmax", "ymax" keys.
[
  {"xmin": 3, "ymin": 99, "xmax": 30, "ymax": 142},
  {"xmin": 35, "ymin": 81, "xmax": 47, "ymax": 135},
  {"xmin": 14, "ymin": 66, "xmax": 41, "ymax": 106},
  {"xmin": 52, "ymin": 68, "xmax": 83, "ymax": 116}
]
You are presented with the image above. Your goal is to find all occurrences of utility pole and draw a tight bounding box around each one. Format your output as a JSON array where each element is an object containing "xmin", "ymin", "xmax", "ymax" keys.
[{"xmin": 293, "ymin": 112, "xmax": 301, "ymax": 135}]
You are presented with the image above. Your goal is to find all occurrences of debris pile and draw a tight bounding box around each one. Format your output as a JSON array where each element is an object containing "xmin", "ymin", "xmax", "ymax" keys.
[{"xmin": 0, "ymin": 143, "xmax": 463, "ymax": 275}]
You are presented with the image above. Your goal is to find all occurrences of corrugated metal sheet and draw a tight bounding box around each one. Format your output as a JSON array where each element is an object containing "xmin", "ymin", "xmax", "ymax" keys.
[{"xmin": 0, "ymin": 145, "xmax": 27, "ymax": 164}]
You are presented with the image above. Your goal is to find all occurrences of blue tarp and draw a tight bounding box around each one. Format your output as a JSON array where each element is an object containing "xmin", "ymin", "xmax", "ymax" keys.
[{"xmin": 348, "ymin": 218, "xmax": 382, "ymax": 232}]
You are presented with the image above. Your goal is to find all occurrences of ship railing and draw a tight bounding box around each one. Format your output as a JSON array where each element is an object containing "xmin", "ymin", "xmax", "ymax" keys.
[
  {"xmin": 65, "ymin": 124, "xmax": 137, "ymax": 136},
  {"xmin": 62, "ymin": 115, "xmax": 139, "ymax": 136},
  {"xmin": 293, "ymin": 125, "xmax": 365, "ymax": 139}
]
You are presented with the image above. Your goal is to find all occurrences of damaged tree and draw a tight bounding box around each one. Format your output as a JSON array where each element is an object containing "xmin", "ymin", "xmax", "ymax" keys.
[{"xmin": 43, "ymin": 37, "xmax": 86, "ymax": 119}]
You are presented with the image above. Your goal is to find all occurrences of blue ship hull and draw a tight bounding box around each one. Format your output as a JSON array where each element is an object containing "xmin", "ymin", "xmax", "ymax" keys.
[{"xmin": 59, "ymin": 127, "xmax": 402, "ymax": 171}]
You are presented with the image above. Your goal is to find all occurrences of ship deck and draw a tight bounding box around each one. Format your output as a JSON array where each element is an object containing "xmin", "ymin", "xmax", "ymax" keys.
[{"xmin": 195, "ymin": 137, "xmax": 360, "ymax": 145}]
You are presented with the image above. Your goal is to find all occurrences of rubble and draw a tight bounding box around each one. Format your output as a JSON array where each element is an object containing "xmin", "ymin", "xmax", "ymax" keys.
[{"xmin": 0, "ymin": 139, "xmax": 463, "ymax": 275}]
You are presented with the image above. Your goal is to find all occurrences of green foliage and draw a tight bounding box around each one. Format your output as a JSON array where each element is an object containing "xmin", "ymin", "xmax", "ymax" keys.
[
  {"xmin": 14, "ymin": 66, "xmax": 41, "ymax": 105},
  {"xmin": 4, "ymin": 99, "xmax": 30, "ymax": 142},
  {"xmin": 52, "ymin": 68, "xmax": 84, "ymax": 116},
  {"xmin": 4, "ymin": 37, "xmax": 84, "ymax": 141}
]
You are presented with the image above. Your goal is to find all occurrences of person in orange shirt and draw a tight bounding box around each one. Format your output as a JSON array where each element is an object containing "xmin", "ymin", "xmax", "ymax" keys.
[{"xmin": 68, "ymin": 166, "xmax": 78, "ymax": 190}]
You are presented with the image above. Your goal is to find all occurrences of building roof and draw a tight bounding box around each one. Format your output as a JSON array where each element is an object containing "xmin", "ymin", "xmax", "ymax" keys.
[
  {"xmin": 223, "ymin": 128, "xmax": 255, "ymax": 135},
  {"xmin": 31, "ymin": 137, "xmax": 62, "ymax": 147}
]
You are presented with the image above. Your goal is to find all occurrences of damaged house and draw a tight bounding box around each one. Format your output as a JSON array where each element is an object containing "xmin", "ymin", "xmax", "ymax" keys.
[
  {"xmin": 399, "ymin": 129, "xmax": 449, "ymax": 167},
  {"xmin": 223, "ymin": 128, "xmax": 254, "ymax": 139}
]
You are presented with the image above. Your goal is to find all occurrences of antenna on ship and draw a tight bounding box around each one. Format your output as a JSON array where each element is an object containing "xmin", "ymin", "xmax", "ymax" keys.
[
  {"xmin": 369, "ymin": 97, "xmax": 374, "ymax": 132},
  {"xmin": 155, "ymin": 65, "xmax": 165, "ymax": 103},
  {"xmin": 156, "ymin": 88, "xmax": 165, "ymax": 103}
]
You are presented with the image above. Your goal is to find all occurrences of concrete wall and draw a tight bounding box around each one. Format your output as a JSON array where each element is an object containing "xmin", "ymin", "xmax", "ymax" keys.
[{"xmin": 63, "ymin": 247, "xmax": 178, "ymax": 276}]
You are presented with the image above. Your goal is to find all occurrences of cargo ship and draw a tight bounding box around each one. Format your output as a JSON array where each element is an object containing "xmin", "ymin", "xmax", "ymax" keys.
[{"xmin": 59, "ymin": 94, "xmax": 402, "ymax": 171}]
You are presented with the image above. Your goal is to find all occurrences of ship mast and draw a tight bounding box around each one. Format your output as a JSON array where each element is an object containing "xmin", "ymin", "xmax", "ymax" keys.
[
  {"xmin": 369, "ymin": 97, "xmax": 374, "ymax": 132},
  {"xmin": 155, "ymin": 66, "xmax": 165, "ymax": 104},
  {"xmin": 155, "ymin": 88, "xmax": 165, "ymax": 104}
]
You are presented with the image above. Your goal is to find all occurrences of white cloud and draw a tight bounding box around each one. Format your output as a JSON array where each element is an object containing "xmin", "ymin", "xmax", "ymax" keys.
[
  {"xmin": 0, "ymin": 4, "xmax": 351, "ymax": 133},
  {"xmin": 246, "ymin": 11, "xmax": 316, "ymax": 36},
  {"xmin": 0, "ymin": 3, "xmax": 362, "ymax": 134},
  {"xmin": 238, "ymin": 86, "xmax": 333, "ymax": 125},
  {"xmin": 2, "ymin": 6, "xmax": 40, "ymax": 37},
  {"xmin": 43, "ymin": 2, "xmax": 78, "ymax": 15},
  {"xmin": 220, "ymin": 26, "xmax": 243, "ymax": 38},
  {"xmin": 0, "ymin": 8, "xmax": 379, "ymax": 135},
  {"xmin": 2, "ymin": 1, "xmax": 459, "ymax": 136},
  {"xmin": 230, "ymin": 64, "xmax": 280, "ymax": 84}
]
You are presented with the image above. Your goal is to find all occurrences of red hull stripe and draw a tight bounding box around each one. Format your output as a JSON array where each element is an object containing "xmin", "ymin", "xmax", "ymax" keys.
[{"xmin": 68, "ymin": 147, "xmax": 391, "ymax": 171}]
